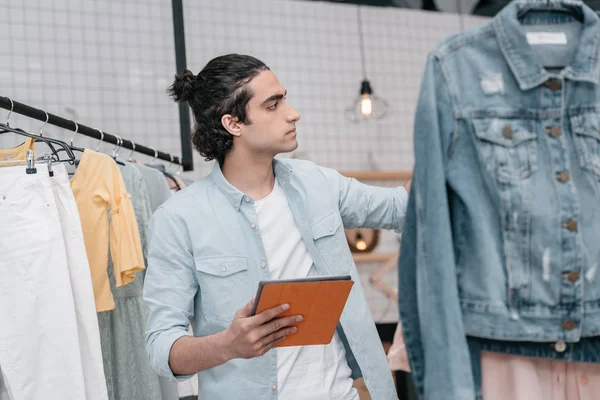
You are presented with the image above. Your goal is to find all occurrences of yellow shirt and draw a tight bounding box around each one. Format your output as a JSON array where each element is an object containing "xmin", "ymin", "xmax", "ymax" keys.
[
  {"xmin": 70, "ymin": 149, "xmax": 144, "ymax": 312},
  {"xmin": 0, "ymin": 137, "xmax": 35, "ymax": 165}
]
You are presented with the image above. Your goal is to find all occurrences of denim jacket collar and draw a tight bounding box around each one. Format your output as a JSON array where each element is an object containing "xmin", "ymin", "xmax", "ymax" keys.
[
  {"xmin": 494, "ymin": 0, "xmax": 600, "ymax": 90},
  {"xmin": 211, "ymin": 159, "xmax": 293, "ymax": 209}
]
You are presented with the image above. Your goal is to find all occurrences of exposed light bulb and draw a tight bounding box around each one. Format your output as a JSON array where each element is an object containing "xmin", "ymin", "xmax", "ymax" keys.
[
  {"xmin": 345, "ymin": 79, "xmax": 389, "ymax": 123},
  {"xmin": 356, "ymin": 239, "xmax": 368, "ymax": 251},
  {"xmin": 360, "ymin": 94, "xmax": 372, "ymax": 116},
  {"xmin": 356, "ymin": 232, "xmax": 368, "ymax": 251}
]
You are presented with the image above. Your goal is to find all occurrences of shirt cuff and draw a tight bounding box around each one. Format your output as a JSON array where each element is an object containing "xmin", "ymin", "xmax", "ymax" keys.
[
  {"xmin": 151, "ymin": 328, "xmax": 195, "ymax": 382},
  {"xmin": 394, "ymin": 186, "xmax": 409, "ymax": 234}
]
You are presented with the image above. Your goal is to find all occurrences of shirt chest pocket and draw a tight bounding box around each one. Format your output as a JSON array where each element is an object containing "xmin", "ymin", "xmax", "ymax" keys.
[
  {"xmin": 311, "ymin": 211, "xmax": 351, "ymax": 273},
  {"xmin": 194, "ymin": 255, "xmax": 251, "ymax": 321},
  {"xmin": 472, "ymin": 118, "xmax": 539, "ymax": 182},
  {"xmin": 571, "ymin": 114, "xmax": 600, "ymax": 181}
]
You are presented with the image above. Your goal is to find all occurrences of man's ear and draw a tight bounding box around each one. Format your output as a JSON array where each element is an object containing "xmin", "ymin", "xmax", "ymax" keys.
[{"xmin": 221, "ymin": 114, "xmax": 242, "ymax": 137}]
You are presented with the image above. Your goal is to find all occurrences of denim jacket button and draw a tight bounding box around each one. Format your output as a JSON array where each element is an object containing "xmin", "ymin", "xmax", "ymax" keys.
[
  {"xmin": 502, "ymin": 124, "xmax": 514, "ymax": 139},
  {"xmin": 566, "ymin": 271, "xmax": 580, "ymax": 282},
  {"xmin": 545, "ymin": 79, "xmax": 562, "ymax": 91},
  {"xmin": 561, "ymin": 320, "xmax": 576, "ymax": 331},
  {"xmin": 548, "ymin": 126, "xmax": 561, "ymax": 138},
  {"xmin": 563, "ymin": 220, "xmax": 578, "ymax": 232},
  {"xmin": 556, "ymin": 171, "xmax": 570, "ymax": 183},
  {"xmin": 554, "ymin": 341, "xmax": 567, "ymax": 352}
]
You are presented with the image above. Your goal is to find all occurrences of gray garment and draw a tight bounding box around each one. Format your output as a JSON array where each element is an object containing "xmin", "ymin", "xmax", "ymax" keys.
[
  {"xmin": 129, "ymin": 162, "xmax": 172, "ymax": 213},
  {"xmin": 98, "ymin": 163, "xmax": 163, "ymax": 400},
  {"xmin": 128, "ymin": 163, "xmax": 179, "ymax": 400}
]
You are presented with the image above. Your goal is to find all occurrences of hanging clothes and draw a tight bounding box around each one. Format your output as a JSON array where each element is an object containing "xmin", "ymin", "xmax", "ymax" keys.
[
  {"xmin": 133, "ymin": 163, "xmax": 198, "ymax": 400},
  {"xmin": 0, "ymin": 163, "xmax": 88, "ymax": 400},
  {"xmin": 146, "ymin": 163, "xmax": 191, "ymax": 192},
  {"xmin": 97, "ymin": 163, "xmax": 162, "ymax": 400},
  {"xmin": 481, "ymin": 352, "xmax": 600, "ymax": 400},
  {"xmin": 398, "ymin": 2, "xmax": 600, "ymax": 398},
  {"xmin": 131, "ymin": 163, "xmax": 172, "ymax": 212},
  {"xmin": 0, "ymin": 137, "xmax": 34, "ymax": 165},
  {"xmin": 50, "ymin": 163, "xmax": 108, "ymax": 400},
  {"xmin": 70, "ymin": 149, "xmax": 144, "ymax": 312},
  {"xmin": 130, "ymin": 162, "xmax": 179, "ymax": 400}
]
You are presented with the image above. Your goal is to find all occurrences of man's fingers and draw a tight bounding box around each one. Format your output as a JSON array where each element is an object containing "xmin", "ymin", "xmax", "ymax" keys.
[
  {"xmin": 236, "ymin": 297, "xmax": 256, "ymax": 318},
  {"xmin": 261, "ymin": 332, "xmax": 293, "ymax": 354},
  {"xmin": 250, "ymin": 303, "xmax": 290, "ymax": 326},
  {"xmin": 255, "ymin": 315, "xmax": 303, "ymax": 338}
]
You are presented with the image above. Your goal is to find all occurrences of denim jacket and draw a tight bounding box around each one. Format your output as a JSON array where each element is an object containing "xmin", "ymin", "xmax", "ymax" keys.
[
  {"xmin": 143, "ymin": 159, "xmax": 407, "ymax": 399},
  {"xmin": 398, "ymin": 1, "xmax": 600, "ymax": 399}
]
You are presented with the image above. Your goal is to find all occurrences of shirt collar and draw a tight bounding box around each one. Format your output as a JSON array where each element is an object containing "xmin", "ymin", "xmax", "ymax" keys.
[
  {"xmin": 210, "ymin": 158, "xmax": 293, "ymax": 210},
  {"xmin": 494, "ymin": 0, "xmax": 600, "ymax": 90}
]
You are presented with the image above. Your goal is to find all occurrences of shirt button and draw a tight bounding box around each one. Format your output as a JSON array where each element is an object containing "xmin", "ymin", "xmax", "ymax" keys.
[
  {"xmin": 220, "ymin": 265, "xmax": 227, "ymax": 272},
  {"xmin": 260, "ymin": 262, "xmax": 266, "ymax": 268},
  {"xmin": 251, "ymin": 223, "xmax": 256, "ymax": 229},
  {"xmin": 245, "ymin": 197, "xmax": 250, "ymax": 203},
  {"xmin": 554, "ymin": 341, "xmax": 567, "ymax": 352},
  {"xmin": 556, "ymin": 171, "xmax": 570, "ymax": 183},
  {"xmin": 561, "ymin": 320, "xmax": 576, "ymax": 331},
  {"xmin": 502, "ymin": 124, "xmax": 514, "ymax": 139},
  {"xmin": 329, "ymin": 226, "xmax": 334, "ymax": 232},
  {"xmin": 271, "ymin": 384, "xmax": 277, "ymax": 390},
  {"xmin": 562, "ymin": 220, "xmax": 578, "ymax": 232},
  {"xmin": 234, "ymin": 203, "xmax": 239, "ymax": 209},
  {"xmin": 545, "ymin": 79, "xmax": 562, "ymax": 91}
]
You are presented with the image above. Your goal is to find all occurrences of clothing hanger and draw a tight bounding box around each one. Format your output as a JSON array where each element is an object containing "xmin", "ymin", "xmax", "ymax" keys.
[
  {"xmin": 95, "ymin": 129, "xmax": 104, "ymax": 152},
  {"xmin": 369, "ymin": 254, "xmax": 399, "ymax": 302},
  {"xmin": 111, "ymin": 135, "xmax": 125, "ymax": 166},
  {"xmin": 517, "ymin": 2, "xmax": 584, "ymax": 23},
  {"xmin": 52, "ymin": 121, "xmax": 86, "ymax": 163},
  {"xmin": 127, "ymin": 141, "xmax": 136, "ymax": 162},
  {"xmin": 0, "ymin": 124, "xmax": 76, "ymax": 165},
  {"xmin": 0, "ymin": 101, "xmax": 78, "ymax": 166}
]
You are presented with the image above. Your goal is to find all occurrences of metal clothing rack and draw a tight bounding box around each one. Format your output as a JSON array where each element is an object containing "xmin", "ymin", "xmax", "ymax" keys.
[{"xmin": 0, "ymin": 96, "xmax": 194, "ymax": 171}]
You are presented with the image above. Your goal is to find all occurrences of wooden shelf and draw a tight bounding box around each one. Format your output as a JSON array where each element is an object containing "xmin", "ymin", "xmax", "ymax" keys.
[
  {"xmin": 338, "ymin": 171, "xmax": 412, "ymax": 181},
  {"xmin": 352, "ymin": 252, "xmax": 397, "ymax": 263}
]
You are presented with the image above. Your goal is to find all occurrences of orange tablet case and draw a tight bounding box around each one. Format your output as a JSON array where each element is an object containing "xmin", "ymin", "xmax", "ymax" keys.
[{"xmin": 251, "ymin": 275, "xmax": 354, "ymax": 347}]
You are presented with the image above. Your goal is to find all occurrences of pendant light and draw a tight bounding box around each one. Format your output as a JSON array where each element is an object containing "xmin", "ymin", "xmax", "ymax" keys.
[{"xmin": 345, "ymin": 5, "xmax": 389, "ymax": 123}]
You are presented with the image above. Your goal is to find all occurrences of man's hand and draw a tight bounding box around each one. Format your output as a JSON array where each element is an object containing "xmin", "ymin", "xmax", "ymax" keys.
[
  {"xmin": 223, "ymin": 299, "xmax": 302, "ymax": 360},
  {"xmin": 403, "ymin": 179, "xmax": 412, "ymax": 193}
]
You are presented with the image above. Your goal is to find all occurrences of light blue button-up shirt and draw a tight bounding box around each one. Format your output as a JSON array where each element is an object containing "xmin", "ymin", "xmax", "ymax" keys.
[{"xmin": 143, "ymin": 158, "xmax": 407, "ymax": 399}]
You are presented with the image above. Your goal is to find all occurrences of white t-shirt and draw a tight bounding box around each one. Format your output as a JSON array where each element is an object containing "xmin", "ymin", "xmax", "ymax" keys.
[{"xmin": 255, "ymin": 180, "xmax": 359, "ymax": 400}]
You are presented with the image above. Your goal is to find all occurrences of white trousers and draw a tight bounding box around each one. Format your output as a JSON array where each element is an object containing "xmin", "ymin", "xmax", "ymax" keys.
[
  {"xmin": 0, "ymin": 163, "xmax": 107, "ymax": 400},
  {"xmin": 51, "ymin": 164, "xmax": 108, "ymax": 400}
]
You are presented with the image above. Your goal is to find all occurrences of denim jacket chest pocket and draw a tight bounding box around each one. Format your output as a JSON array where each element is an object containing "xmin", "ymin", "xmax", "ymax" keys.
[
  {"xmin": 571, "ymin": 114, "xmax": 600, "ymax": 183},
  {"xmin": 194, "ymin": 255, "xmax": 251, "ymax": 321},
  {"xmin": 472, "ymin": 118, "xmax": 539, "ymax": 182},
  {"xmin": 311, "ymin": 211, "xmax": 351, "ymax": 273}
]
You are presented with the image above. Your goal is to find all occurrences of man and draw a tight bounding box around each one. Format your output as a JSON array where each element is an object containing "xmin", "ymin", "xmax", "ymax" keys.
[{"xmin": 144, "ymin": 54, "xmax": 409, "ymax": 399}]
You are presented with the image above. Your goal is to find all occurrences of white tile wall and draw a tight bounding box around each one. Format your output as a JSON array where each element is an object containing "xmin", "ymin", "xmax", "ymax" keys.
[
  {"xmin": 0, "ymin": 0, "xmax": 180, "ymax": 163},
  {"xmin": 0, "ymin": 0, "xmax": 488, "ymax": 321}
]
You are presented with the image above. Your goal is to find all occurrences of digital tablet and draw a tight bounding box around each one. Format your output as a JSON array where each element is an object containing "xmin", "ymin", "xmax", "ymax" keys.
[{"xmin": 250, "ymin": 275, "xmax": 354, "ymax": 347}]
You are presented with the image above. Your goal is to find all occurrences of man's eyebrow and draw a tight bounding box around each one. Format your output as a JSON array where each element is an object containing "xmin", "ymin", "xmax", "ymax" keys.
[{"xmin": 261, "ymin": 90, "xmax": 287, "ymax": 105}]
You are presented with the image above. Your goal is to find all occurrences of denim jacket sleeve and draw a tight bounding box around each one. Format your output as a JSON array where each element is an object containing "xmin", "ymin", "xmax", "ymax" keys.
[
  {"xmin": 143, "ymin": 206, "xmax": 196, "ymax": 382},
  {"xmin": 398, "ymin": 53, "xmax": 476, "ymax": 400},
  {"xmin": 317, "ymin": 166, "xmax": 408, "ymax": 232}
]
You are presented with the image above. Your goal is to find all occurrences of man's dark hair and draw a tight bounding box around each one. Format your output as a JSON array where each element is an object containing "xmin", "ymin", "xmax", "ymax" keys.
[{"xmin": 168, "ymin": 54, "xmax": 270, "ymax": 162}]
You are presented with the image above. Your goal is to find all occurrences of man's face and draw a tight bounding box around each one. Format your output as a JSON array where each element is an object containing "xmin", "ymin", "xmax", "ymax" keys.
[{"xmin": 237, "ymin": 70, "xmax": 300, "ymax": 157}]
